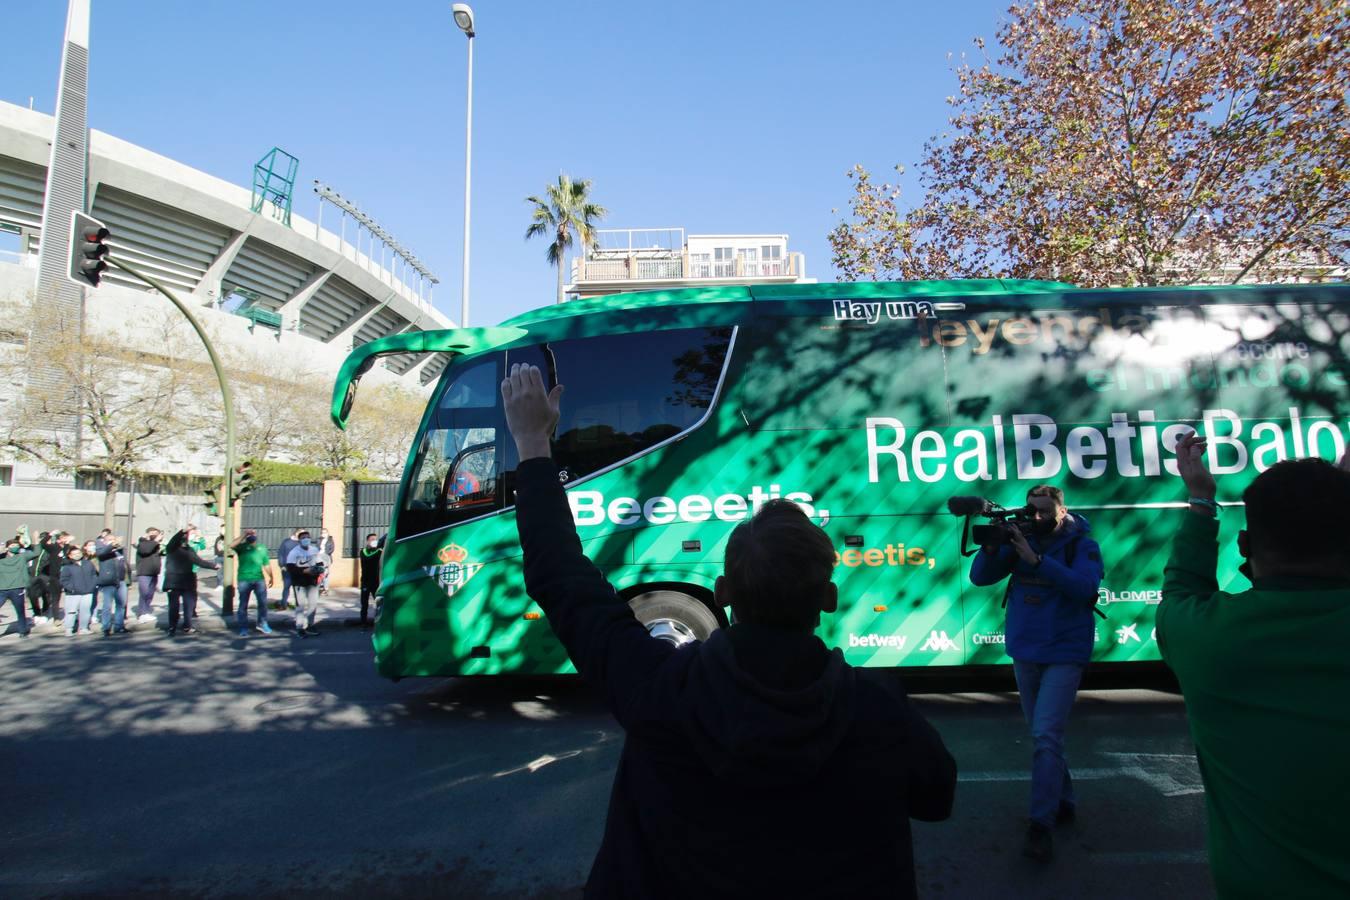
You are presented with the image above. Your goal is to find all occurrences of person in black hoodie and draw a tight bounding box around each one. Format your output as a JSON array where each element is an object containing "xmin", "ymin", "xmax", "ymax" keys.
[
  {"xmin": 39, "ymin": 531, "xmax": 71, "ymax": 622},
  {"xmin": 162, "ymin": 526, "xmax": 217, "ymax": 636},
  {"xmin": 500, "ymin": 364, "xmax": 957, "ymax": 900},
  {"xmin": 94, "ymin": 535, "xmax": 130, "ymax": 636},
  {"xmin": 357, "ymin": 533, "xmax": 384, "ymax": 628},
  {"xmin": 134, "ymin": 528, "xmax": 163, "ymax": 620}
]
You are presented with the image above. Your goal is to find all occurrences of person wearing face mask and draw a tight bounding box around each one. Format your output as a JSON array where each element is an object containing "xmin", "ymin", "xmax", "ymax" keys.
[
  {"xmin": 59, "ymin": 544, "xmax": 99, "ymax": 636},
  {"xmin": 284, "ymin": 530, "xmax": 323, "ymax": 637},
  {"xmin": 357, "ymin": 533, "xmax": 384, "ymax": 629},
  {"xmin": 968, "ymin": 484, "xmax": 1105, "ymax": 863},
  {"xmin": 162, "ymin": 525, "xmax": 218, "ymax": 636},
  {"xmin": 0, "ymin": 533, "xmax": 39, "ymax": 638}
]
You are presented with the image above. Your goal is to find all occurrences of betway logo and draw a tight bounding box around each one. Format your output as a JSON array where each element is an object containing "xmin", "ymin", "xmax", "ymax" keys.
[
  {"xmin": 920, "ymin": 630, "xmax": 959, "ymax": 652},
  {"xmin": 847, "ymin": 634, "xmax": 908, "ymax": 649},
  {"xmin": 1098, "ymin": 587, "xmax": 1162, "ymax": 605},
  {"xmin": 569, "ymin": 486, "xmax": 829, "ymax": 526}
]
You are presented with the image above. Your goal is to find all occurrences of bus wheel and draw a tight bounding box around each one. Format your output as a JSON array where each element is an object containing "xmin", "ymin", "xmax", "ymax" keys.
[{"xmin": 627, "ymin": 591, "xmax": 719, "ymax": 647}]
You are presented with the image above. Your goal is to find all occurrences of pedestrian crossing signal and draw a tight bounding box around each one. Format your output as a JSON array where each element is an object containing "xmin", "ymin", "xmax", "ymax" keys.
[{"xmin": 69, "ymin": 211, "xmax": 110, "ymax": 288}]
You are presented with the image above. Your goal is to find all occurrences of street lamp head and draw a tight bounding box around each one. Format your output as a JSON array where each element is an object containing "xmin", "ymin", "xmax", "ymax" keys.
[{"xmin": 452, "ymin": 3, "xmax": 475, "ymax": 36}]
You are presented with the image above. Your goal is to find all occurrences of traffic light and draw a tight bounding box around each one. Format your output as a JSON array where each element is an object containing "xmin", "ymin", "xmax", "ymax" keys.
[
  {"xmin": 230, "ymin": 461, "xmax": 254, "ymax": 502},
  {"xmin": 69, "ymin": 211, "xmax": 110, "ymax": 288},
  {"xmin": 203, "ymin": 484, "xmax": 221, "ymax": 516}
]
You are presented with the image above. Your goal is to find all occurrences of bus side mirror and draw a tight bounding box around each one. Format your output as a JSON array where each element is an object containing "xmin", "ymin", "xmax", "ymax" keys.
[{"xmin": 338, "ymin": 380, "xmax": 359, "ymax": 425}]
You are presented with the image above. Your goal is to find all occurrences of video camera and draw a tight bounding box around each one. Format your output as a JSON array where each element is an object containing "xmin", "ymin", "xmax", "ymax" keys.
[{"xmin": 946, "ymin": 496, "xmax": 1037, "ymax": 556}]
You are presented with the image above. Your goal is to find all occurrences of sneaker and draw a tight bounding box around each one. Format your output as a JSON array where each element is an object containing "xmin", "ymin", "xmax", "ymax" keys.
[
  {"xmin": 166, "ymin": 628, "xmax": 176, "ymax": 637},
  {"xmin": 257, "ymin": 621, "xmax": 273, "ymax": 635},
  {"xmin": 1022, "ymin": 822, "xmax": 1053, "ymax": 862},
  {"xmin": 34, "ymin": 615, "xmax": 49, "ymax": 626},
  {"xmin": 181, "ymin": 626, "xmax": 196, "ymax": 635},
  {"xmin": 138, "ymin": 613, "xmax": 156, "ymax": 624},
  {"xmin": 238, "ymin": 627, "xmax": 249, "ymax": 637},
  {"xmin": 113, "ymin": 627, "xmax": 128, "ymax": 634},
  {"xmin": 296, "ymin": 627, "xmax": 309, "ymax": 638},
  {"xmin": 1056, "ymin": 802, "xmax": 1076, "ymax": 826}
]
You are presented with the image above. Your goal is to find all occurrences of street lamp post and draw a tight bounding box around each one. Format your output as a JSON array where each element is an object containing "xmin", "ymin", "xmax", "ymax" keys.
[{"xmin": 452, "ymin": 3, "xmax": 475, "ymax": 328}]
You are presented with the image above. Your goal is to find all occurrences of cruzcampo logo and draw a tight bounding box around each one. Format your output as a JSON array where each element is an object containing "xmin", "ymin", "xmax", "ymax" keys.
[{"xmin": 425, "ymin": 542, "xmax": 482, "ymax": 598}]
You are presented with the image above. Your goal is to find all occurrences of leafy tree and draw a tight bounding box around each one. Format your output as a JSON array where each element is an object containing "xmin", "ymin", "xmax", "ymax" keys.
[
  {"xmin": 525, "ymin": 174, "xmax": 608, "ymax": 303},
  {"xmin": 831, "ymin": 0, "xmax": 1349, "ymax": 286},
  {"xmin": 0, "ymin": 296, "xmax": 203, "ymax": 528}
]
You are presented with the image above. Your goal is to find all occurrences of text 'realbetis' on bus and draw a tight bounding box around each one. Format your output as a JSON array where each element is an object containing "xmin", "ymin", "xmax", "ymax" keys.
[{"xmin": 330, "ymin": 279, "xmax": 1350, "ymax": 679}]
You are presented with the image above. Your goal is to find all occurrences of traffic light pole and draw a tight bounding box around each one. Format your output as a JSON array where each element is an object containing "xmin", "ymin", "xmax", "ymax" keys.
[{"xmin": 104, "ymin": 255, "xmax": 238, "ymax": 616}]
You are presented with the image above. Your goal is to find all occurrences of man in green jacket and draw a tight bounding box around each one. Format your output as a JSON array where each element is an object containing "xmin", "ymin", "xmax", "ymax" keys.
[
  {"xmin": 0, "ymin": 532, "xmax": 39, "ymax": 637},
  {"xmin": 1160, "ymin": 432, "xmax": 1350, "ymax": 899}
]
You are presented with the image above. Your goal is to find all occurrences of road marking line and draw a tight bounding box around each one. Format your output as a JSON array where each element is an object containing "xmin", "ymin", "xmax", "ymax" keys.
[{"xmin": 1093, "ymin": 850, "xmax": 1208, "ymax": 865}]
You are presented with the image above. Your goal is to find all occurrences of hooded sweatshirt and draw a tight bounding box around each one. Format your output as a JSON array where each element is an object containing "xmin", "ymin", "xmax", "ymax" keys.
[
  {"xmin": 60, "ymin": 557, "xmax": 99, "ymax": 595},
  {"xmin": 162, "ymin": 531, "xmax": 216, "ymax": 591},
  {"xmin": 0, "ymin": 546, "xmax": 39, "ymax": 591},
  {"xmin": 95, "ymin": 542, "xmax": 129, "ymax": 587},
  {"xmin": 135, "ymin": 537, "xmax": 162, "ymax": 577},
  {"xmin": 515, "ymin": 458, "xmax": 957, "ymax": 900},
  {"xmin": 968, "ymin": 513, "xmax": 1105, "ymax": 664}
]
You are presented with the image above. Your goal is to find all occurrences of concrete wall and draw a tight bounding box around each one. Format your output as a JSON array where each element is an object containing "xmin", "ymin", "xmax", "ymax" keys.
[{"xmin": 0, "ymin": 483, "xmax": 218, "ymax": 545}]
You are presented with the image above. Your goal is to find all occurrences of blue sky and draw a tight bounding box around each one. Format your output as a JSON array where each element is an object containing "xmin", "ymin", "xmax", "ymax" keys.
[{"xmin": 5, "ymin": 0, "xmax": 1013, "ymax": 325}]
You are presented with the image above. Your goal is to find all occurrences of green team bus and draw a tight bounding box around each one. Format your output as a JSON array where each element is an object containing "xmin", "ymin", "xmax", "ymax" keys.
[{"xmin": 330, "ymin": 279, "xmax": 1350, "ymax": 679}]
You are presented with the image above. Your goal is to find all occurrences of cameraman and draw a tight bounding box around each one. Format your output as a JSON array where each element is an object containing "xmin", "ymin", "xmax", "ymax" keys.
[{"xmin": 968, "ymin": 485, "xmax": 1104, "ymax": 863}]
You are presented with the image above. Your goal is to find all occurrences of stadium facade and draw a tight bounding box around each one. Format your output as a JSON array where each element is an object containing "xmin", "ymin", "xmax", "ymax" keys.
[{"xmin": 0, "ymin": 97, "xmax": 457, "ymax": 536}]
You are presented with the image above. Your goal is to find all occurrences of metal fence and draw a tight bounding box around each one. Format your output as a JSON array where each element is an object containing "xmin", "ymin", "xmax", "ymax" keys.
[
  {"xmin": 345, "ymin": 481, "xmax": 398, "ymax": 555},
  {"xmin": 240, "ymin": 483, "xmax": 324, "ymax": 558}
]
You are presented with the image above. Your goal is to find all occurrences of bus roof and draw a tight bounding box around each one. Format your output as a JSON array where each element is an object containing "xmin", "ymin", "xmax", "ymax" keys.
[
  {"xmin": 498, "ymin": 279, "xmax": 1076, "ymax": 327},
  {"xmin": 498, "ymin": 278, "xmax": 1350, "ymax": 328}
]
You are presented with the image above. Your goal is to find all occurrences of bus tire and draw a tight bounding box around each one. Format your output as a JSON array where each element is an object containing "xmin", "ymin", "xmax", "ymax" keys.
[{"xmin": 627, "ymin": 590, "xmax": 719, "ymax": 647}]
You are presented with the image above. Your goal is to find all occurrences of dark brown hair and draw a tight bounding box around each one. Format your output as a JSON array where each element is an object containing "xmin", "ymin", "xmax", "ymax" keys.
[{"xmin": 724, "ymin": 499, "xmax": 835, "ymax": 628}]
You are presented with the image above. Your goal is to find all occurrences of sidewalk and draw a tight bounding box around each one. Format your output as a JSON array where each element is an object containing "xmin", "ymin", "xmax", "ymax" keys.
[{"xmin": 2, "ymin": 584, "xmax": 374, "ymax": 638}]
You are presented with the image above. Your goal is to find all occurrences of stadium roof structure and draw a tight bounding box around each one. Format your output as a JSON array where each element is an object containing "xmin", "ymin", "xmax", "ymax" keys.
[{"xmin": 0, "ymin": 100, "xmax": 457, "ymax": 386}]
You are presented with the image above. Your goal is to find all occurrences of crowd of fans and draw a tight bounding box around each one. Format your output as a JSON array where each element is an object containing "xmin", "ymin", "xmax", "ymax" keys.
[{"xmin": 0, "ymin": 524, "xmax": 380, "ymax": 639}]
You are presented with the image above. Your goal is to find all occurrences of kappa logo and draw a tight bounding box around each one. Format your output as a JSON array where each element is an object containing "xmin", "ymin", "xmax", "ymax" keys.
[
  {"xmin": 920, "ymin": 630, "xmax": 959, "ymax": 652},
  {"xmin": 1116, "ymin": 624, "xmax": 1141, "ymax": 645}
]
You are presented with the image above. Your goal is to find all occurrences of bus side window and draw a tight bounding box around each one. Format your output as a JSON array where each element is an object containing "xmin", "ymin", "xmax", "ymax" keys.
[{"xmin": 505, "ymin": 327, "xmax": 733, "ymax": 483}]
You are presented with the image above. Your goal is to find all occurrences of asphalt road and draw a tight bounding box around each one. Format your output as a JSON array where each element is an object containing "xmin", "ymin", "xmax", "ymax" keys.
[{"xmin": 0, "ymin": 624, "xmax": 1213, "ymax": 899}]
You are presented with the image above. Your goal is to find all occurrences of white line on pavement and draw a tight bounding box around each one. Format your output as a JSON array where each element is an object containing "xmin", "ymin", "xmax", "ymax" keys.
[{"xmin": 1093, "ymin": 850, "xmax": 1209, "ymax": 865}]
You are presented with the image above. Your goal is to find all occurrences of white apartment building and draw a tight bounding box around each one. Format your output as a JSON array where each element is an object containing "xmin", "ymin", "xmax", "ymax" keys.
[{"xmin": 566, "ymin": 228, "xmax": 813, "ymax": 299}]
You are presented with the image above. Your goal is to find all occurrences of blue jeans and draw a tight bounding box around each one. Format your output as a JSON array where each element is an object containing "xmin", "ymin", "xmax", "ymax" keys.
[
  {"xmin": 1013, "ymin": 660, "xmax": 1084, "ymax": 827},
  {"xmin": 236, "ymin": 579, "xmax": 269, "ymax": 627},
  {"xmin": 2, "ymin": 587, "xmax": 29, "ymax": 635},
  {"xmin": 99, "ymin": 583, "xmax": 127, "ymax": 633},
  {"xmin": 280, "ymin": 569, "xmax": 293, "ymax": 607}
]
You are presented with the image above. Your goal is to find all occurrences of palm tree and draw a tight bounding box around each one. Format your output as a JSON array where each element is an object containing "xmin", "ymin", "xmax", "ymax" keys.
[{"xmin": 525, "ymin": 174, "xmax": 607, "ymax": 304}]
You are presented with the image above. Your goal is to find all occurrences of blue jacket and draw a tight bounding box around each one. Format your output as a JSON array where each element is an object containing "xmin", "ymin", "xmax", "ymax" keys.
[
  {"xmin": 60, "ymin": 558, "xmax": 99, "ymax": 596},
  {"xmin": 969, "ymin": 514, "xmax": 1104, "ymax": 664}
]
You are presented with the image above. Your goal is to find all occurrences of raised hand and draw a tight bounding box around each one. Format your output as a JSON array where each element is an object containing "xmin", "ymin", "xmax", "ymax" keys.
[
  {"xmin": 501, "ymin": 363, "xmax": 563, "ymax": 461},
  {"xmin": 1176, "ymin": 431, "xmax": 1216, "ymax": 500}
]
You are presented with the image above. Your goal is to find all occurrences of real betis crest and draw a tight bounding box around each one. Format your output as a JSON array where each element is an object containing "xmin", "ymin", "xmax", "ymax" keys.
[{"xmin": 423, "ymin": 542, "xmax": 483, "ymax": 598}]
